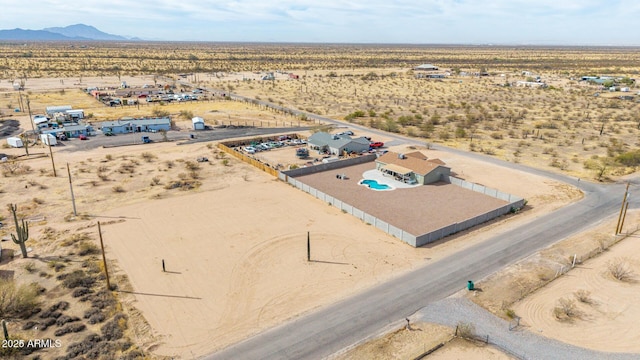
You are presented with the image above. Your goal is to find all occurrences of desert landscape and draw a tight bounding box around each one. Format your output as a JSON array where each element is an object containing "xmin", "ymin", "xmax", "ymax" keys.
[{"xmin": 0, "ymin": 43, "xmax": 639, "ymax": 359}]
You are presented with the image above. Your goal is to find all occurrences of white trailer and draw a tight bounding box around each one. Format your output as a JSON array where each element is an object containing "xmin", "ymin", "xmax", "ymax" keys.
[
  {"xmin": 40, "ymin": 133, "xmax": 57, "ymax": 146},
  {"xmin": 7, "ymin": 137, "xmax": 23, "ymax": 148}
]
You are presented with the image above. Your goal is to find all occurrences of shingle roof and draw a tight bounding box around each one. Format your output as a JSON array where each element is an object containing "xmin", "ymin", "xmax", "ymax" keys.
[{"xmin": 376, "ymin": 151, "xmax": 448, "ymax": 175}]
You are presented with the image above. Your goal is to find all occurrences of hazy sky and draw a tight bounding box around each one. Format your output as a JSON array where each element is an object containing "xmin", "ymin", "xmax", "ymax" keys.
[{"xmin": 3, "ymin": 0, "xmax": 639, "ymax": 45}]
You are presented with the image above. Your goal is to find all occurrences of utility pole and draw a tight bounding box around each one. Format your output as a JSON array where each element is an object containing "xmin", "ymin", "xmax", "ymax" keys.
[
  {"xmin": 97, "ymin": 222, "xmax": 112, "ymax": 290},
  {"xmin": 307, "ymin": 231, "xmax": 311, "ymax": 262},
  {"xmin": 26, "ymin": 96, "xmax": 35, "ymax": 133},
  {"xmin": 615, "ymin": 182, "xmax": 630, "ymax": 234},
  {"xmin": 67, "ymin": 163, "xmax": 77, "ymax": 216},
  {"xmin": 48, "ymin": 142, "xmax": 56, "ymax": 177}
]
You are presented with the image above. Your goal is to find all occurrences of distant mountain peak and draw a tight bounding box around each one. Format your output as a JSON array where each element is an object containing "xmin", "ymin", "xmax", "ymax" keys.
[
  {"xmin": 0, "ymin": 24, "xmax": 134, "ymax": 41},
  {"xmin": 43, "ymin": 24, "xmax": 128, "ymax": 40}
]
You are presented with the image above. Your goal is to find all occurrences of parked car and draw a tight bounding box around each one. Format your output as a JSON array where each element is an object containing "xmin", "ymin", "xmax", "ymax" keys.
[
  {"xmin": 369, "ymin": 141, "xmax": 384, "ymax": 148},
  {"xmin": 338, "ymin": 130, "xmax": 354, "ymax": 136},
  {"xmin": 244, "ymin": 146, "xmax": 256, "ymax": 154},
  {"xmin": 78, "ymin": 134, "xmax": 88, "ymax": 140}
]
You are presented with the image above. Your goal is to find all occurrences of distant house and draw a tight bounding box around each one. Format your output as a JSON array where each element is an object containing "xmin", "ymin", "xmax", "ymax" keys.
[
  {"xmin": 516, "ymin": 81, "xmax": 547, "ymax": 88},
  {"xmin": 375, "ymin": 151, "xmax": 450, "ymax": 185},
  {"xmin": 100, "ymin": 117, "xmax": 171, "ymax": 134},
  {"xmin": 307, "ymin": 132, "xmax": 370, "ymax": 155},
  {"xmin": 46, "ymin": 105, "xmax": 72, "ymax": 116},
  {"xmin": 415, "ymin": 73, "xmax": 446, "ymax": 79},
  {"xmin": 414, "ymin": 64, "xmax": 439, "ymax": 71},
  {"xmin": 192, "ymin": 117, "xmax": 205, "ymax": 130}
]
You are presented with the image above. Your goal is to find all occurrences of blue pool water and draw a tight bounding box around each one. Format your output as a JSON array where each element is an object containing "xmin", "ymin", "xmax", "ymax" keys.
[{"xmin": 360, "ymin": 179, "xmax": 392, "ymax": 190}]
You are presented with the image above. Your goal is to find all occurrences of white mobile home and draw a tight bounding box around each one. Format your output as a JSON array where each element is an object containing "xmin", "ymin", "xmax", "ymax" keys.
[{"xmin": 7, "ymin": 137, "xmax": 23, "ymax": 148}]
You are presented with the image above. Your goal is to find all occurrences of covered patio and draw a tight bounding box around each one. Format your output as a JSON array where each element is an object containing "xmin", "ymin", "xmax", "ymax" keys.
[{"xmin": 380, "ymin": 164, "xmax": 416, "ymax": 184}]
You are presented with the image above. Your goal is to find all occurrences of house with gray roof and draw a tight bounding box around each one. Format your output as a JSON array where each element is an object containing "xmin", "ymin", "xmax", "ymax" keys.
[
  {"xmin": 100, "ymin": 117, "xmax": 171, "ymax": 134},
  {"xmin": 307, "ymin": 132, "xmax": 370, "ymax": 155}
]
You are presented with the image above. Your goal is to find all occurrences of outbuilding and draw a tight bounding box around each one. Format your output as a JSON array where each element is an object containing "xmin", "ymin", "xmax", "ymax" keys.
[{"xmin": 192, "ymin": 117, "xmax": 206, "ymax": 130}]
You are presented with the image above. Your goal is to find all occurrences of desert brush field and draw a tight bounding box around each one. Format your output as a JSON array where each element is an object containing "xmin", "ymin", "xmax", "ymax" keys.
[{"xmin": 0, "ymin": 43, "xmax": 639, "ymax": 359}]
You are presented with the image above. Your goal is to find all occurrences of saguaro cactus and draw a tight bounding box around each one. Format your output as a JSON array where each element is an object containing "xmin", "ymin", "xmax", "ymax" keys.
[{"xmin": 9, "ymin": 204, "xmax": 29, "ymax": 258}]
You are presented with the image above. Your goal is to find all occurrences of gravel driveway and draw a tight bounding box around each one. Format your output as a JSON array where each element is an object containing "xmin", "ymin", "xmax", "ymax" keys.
[{"xmin": 414, "ymin": 296, "xmax": 639, "ymax": 360}]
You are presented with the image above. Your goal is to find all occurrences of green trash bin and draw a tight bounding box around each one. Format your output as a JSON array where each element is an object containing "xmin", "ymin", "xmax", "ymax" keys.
[{"xmin": 467, "ymin": 280, "xmax": 475, "ymax": 291}]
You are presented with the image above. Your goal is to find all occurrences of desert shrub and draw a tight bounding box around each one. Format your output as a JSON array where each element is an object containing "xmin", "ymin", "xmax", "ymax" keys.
[
  {"xmin": 40, "ymin": 317, "xmax": 56, "ymax": 330},
  {"xmin": 1, "ymin": 161, "xmax": 31, "ymax": 177},
  {"xmin": 73, "ymin": 287, "xmax": 93, "ymax": 298},
  {"xmin": 61, "ymin": 232, "xmax": 92, "ymax": 247},
  {"xmin": 152, "ymin": 108, "xmax": 170, "ymax": 118},
  {"xmin": 616, "ymin": 150, "xmax": 640, "ymax": 166},
  {"xmin": 23, "ymin": 261, "xmax": 37, "ymax": 273},
  {"xmin": 0, "ymin": 279, "xmax": 41, "ymax": 318},
  {"xmin": 54, "ymin": 322, "xmax": 86, "ymax": 336},
  {"xmin": 105, "ymin": 154, "xmax": 113, "ymax": 161},
  {"xmin": 65, "ymin": 333, "xmax": 104, "ymax": 359},
  {"xmin": 101, "ymin": 313, "xmax": 128, "ymax": 341},
  {"xmin": 574, "ymin": 289, "xmax": 592, "ymax": 304},
  {"xmin": 112, "ymin": 185, "xmax": 126, "ymax": 193},
  {"xmin": 607, "ymin": 258, "xmax": 635, "ymax": 281},
  {"xmin": 56, "ymin": 314, "xmax": 81, "ymax": 326},
  {"xmin": 150, "ymin": 176, "xmax": 161, "ymax": 186},
  {"xmin": 141, "ymin": 152, "xmax": 157, "ymax": 162},
  {"xmin": 504, "ymin": 308, "xmax": 517, "ymax": 319},
  {"xmin": 553, "ymin": 298, "xmax": 578, "ymax": 320},
  {"xmin": 76, "ymin": 241, "xmax": 100, "ymax": 256},
  {"xmin": 455, "ymin": 321, "xmax": 475, "ymax": 339},
  {"xmin": 164, "ymin": 179, "xmax": 201, "ymax": 190},
  {"xmin": 59, "ymin": 270, "xmax": 95, "ymax": 289},
  {"xmin": 82, "ymin": 290, "xmax": 116, "ymax": 310},
  {"xmin": 165, "ymin": 160, "xmax": 174, "ymax": 168},
  {"xmin": 32, "ymin": 197, "xmax": 45, "ymax": 204},
  {"xmin": 184, "ymin": 161, "xmax": 200, "ymax": 171}
]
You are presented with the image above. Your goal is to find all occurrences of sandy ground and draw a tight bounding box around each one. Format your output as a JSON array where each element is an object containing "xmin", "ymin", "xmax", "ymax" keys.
[
  {"xmin": 512, "ymin": 211, "xmax": 640, "ymax": 353},
  {"xmin": 0, "ymin": 75, "xmax": 593, "ymax": 359},
  {"xmin": 91, "ymin": 142, "xmax": 578, "ymax": 358}
]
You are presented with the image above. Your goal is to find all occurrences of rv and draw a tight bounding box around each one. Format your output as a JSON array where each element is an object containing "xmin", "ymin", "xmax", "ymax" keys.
[
  {"xmin": 7, "ymin": 137, "xmax": 23, "ymax": 148},
  {"xmin": 40, "ymin": 133, "xmax": 57, "ymax": 146}
]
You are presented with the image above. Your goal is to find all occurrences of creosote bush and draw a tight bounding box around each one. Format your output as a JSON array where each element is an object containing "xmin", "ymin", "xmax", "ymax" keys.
[
  {"xmin": 607, "ymin": 257, "xmax": 635, "ymax": 282},
  {"xmin": 0, "ymin": 279, "xmax": 41, "ymax": 318}
]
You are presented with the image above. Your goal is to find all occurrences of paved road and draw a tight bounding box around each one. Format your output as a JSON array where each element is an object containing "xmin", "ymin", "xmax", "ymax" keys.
[{"xmin": 188, "ymin": 87, "xmax": 639, "ymax": 360}]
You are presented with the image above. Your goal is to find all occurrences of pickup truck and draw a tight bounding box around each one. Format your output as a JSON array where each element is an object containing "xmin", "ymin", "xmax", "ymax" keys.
[{"xmin": 141, "ymin": 136, "xmax": 151, "ymax": 143}]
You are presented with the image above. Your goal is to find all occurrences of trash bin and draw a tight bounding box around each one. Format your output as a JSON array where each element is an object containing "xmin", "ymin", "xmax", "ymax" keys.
[
  {"xmin": 467, "ymin": 280, "xmax": 475, "ymax": 291},
  {"xmin": 190, "ymin": 134, "xmax": 195, "ymax": 139}
]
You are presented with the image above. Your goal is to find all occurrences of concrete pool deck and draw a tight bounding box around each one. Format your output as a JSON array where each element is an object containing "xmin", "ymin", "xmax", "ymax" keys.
[{"xmin": 361, "ymin": 169, "xmax": 419, "ymax": 189}]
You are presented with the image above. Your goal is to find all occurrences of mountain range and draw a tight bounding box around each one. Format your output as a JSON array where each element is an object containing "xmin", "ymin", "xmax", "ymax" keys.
[{"xmin": 0, "ymin": 24, "xmax": 137, "ymax": 41}]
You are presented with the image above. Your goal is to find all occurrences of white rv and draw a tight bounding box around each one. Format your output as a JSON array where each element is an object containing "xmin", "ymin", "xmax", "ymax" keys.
[
  {"xmin": 40, "ymin": 133, "xmax": 57, "ymax": 146},
  {"xmin": 7, "ymin": 137, "xmax": 23, "ymax": 148}
]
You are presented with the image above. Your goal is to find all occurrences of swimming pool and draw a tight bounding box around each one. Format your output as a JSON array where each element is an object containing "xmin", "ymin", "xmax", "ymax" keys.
[{"xmin": 359, "ymin": 179, "xmax": 394, "ymax": 191}]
